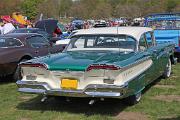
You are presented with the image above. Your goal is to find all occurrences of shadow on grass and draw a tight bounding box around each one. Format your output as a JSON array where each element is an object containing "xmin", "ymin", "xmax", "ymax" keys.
[
  {"xmin": 0, "ymin": 75, "xmax": 14, "ymax": 84},
  {"xmin": 158, "ymin": 116, "xmax": 180, "ymax": 120},
  {"xmin": 16, "ymin": 76, "xmax": 169, "ymax": 116},
  {"xmin": 17, "ymin": 96, "xmax": 127, "ymax": 116}
]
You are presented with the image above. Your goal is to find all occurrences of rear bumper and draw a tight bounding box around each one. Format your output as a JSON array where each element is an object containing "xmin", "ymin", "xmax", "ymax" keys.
[{"xmin": 16, "ymin": 80, "xmax": 129, "ymax": 98}]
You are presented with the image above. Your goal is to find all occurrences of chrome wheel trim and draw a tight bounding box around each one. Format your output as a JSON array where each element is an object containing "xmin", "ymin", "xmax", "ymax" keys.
[
  {"xmin": 166, "ymin": 59, "xmax": 172, "ymax": 77},
  {"xmin": 135, "ymin": 92, "xmax": 141, "ymax": 102}
]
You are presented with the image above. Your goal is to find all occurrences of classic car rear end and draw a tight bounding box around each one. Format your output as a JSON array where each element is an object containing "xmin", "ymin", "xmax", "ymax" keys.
[{"xmin": 17, "ymin": 27, "xmax": 175, "ymax": 105}]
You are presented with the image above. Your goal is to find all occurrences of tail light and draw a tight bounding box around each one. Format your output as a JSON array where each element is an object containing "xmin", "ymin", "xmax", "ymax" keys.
[
  {"xmin": 86, "ymin": 64, "xmax": 120, "ymax": 71},
  {"xmin": 20, "ymin": 63, "xmax": 48, "ymax": 69}
]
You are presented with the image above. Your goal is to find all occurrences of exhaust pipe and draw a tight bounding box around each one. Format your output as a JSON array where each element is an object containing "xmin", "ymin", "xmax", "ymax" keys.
[
  {"xmin": 41, "ymin": 96, "xmax": 47, "ymax": 102},
  {"xmin": 89, "ymin": 98, "xmax": 104, "ymax": 105},
  {"xmin": 89, "ymin": 99, "xmax": 96, "ymax": 105}
]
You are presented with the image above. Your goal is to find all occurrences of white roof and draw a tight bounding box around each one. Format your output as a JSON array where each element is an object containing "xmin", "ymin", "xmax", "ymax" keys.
[{"xmin": 74, "ymin": 27, "xmax": 153, "ymax": 41}]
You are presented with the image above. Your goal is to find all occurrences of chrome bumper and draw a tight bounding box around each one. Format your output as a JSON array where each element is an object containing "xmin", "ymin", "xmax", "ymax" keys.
[{"xmin": 16, "ymin": 80, "xmax": 129, "ymax": 98}]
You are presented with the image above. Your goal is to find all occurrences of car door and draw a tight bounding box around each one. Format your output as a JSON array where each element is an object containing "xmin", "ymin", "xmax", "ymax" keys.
[
  {"xmin": 26, "ymin": 35, "xmax": 49, "ymax": 57},
  {"xmin": 139, "ymin": 32, "xmax": 160, "ymax": 85},
  {"xmin": 145, "ymin": 32, "xmax": 167, "ymax": 75}
]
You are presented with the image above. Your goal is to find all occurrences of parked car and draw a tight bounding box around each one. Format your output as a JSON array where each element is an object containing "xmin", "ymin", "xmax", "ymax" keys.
[
  {"xmin": 144, "ymin": 13, "xmax": 180, "ymax": 61},
  {"xmin": 0, "ymin": 33, "xmax": 66, "ymax": 80},
  {"xmin": 71, "ymin": 19, "xmax": 84, "ymax": 30},
  {"xmin": 16, "ymin": 27, "xmax": 176, "ymax": 105},
  {"xmin": 94, "ymin": 20, "xmax": 107, "ymax": 27},
  {"xmin": 111, "ymin": 18, "xmax": 128, "ymax": 27}
]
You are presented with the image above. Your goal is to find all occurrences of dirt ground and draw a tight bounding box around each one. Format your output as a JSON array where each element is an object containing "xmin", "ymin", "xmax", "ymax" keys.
[
  {"xmin": 154, "ymin": 84, "xmax": 176, "ymax": 89},
  {"xmin": 152, "ymin": 95, "xmax": 180, "ymax": 102},
  {"xmin": 116, "ymin": 112, "xmax": 149, "ymax": 120}
]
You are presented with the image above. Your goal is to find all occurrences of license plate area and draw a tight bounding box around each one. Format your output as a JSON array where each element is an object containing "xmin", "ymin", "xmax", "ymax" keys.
[
  {"xmin": 26, "ymin": 75, "xmax": 37, "ymax": 80},
  {"xmin": 61, "ymin": 79, "xmax": 78, "ymax": 90}
]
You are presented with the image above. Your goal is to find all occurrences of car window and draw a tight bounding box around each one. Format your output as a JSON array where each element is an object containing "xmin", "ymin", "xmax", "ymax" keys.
[
  {"xmin": 145, "ymin": 32, "xmax": 153, "ymax": 47},
  {"xmin": 27, "ymin": 36, "xmax": 49, "ymax": 48},
  {"xmin": 0, "ymin": 38, "xmax": 23, "ymax": 48},
  {"xmin": 74, "ymin": 36, "xmax": 86, "ymax": 48},
  {"xmin": 37, "ymin": 30, "xmax": 50, "ymax": 39},
  {"xmin": 66, "ymin": 35, "xmax": 136, "ymax": 52},
  {"xmin": 139, "ymin": 34, "xmax": 148, "ymax": 51}
]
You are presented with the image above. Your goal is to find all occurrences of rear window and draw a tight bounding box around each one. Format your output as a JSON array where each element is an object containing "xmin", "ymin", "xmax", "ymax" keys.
[
  {"xmin": 0, "ymin": 38, "xmax": 23, "ymax": 48},
  {"xmin": 27, "ymin": 36, "xmax": 49, "ymax": 48}
]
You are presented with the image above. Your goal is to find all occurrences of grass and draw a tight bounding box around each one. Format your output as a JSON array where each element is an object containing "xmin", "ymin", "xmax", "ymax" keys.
[{"xmin": 0, "ymin": 64, "xmax": 180, "ymax": 120}]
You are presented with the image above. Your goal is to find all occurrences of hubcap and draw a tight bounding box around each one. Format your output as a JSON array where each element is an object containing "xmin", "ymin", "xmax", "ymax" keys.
[
  {"xmin": 135, "ymin": 92, "xmax": 141, "ymax": 102},
  {"xmin": 166, "ymin": 59, "xmax": 171, "ymax": 77}
]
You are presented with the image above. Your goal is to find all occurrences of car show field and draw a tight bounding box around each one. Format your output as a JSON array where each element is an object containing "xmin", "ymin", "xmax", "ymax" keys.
[
  {"xmin": 0, "ymin": 1, "xmax": 179, "ymax": 119},
  {"xmin": 0, "ymin": 63, "xmax": 180, "ymax": 120}
]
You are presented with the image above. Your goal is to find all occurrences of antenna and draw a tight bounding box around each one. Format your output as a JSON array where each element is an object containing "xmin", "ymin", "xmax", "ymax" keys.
[{"xmin": 117, "ymin": 26, "xmax": 120, "ymax": 56}]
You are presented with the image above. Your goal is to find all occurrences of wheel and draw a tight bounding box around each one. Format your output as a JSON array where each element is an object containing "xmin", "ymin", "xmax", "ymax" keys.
[
  {"xmin": 123, "ymin": 91, "xmax": 142, "ymax": 105},
  {"xmin": 13, "ymin": 59, "xmax": 28, "ymax": 81},
  {"xmin": 162, "ymin": 59, "xmax": 172, "ymax": 78}
]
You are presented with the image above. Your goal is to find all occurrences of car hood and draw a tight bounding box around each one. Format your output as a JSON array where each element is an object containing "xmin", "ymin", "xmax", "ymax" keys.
[
  {"xmin": 27, "ymin": 51, "xmax": 135, "ymax": 71},
  {"xmin": 35, "ymin": 19, "xmax": 58, "ymax": 35}
]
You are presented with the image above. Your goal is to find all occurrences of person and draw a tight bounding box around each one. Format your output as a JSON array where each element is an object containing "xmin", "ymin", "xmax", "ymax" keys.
[
  {"xmin": 53, "ymin": 27, "xmax": 62, "ymax": 37},
  {"xmin": 0, "ymin": 19, "xmax": 4, "ymax": 35},
  {"xmin": 2, "ymin": 20, "xmax": 15, "ymax": 34},
  {"xmin": 0, "ymin": 24, "xmax": 3, "ymax": 35}
]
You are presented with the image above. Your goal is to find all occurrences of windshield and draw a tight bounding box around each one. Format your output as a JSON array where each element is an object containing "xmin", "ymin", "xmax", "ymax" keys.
[
  {"xmin": 65, "ymin": 35, "xmax": 136, "ymax": 52},
  {"xmin": 147, "ymin": 20, "xmax": 180, "ymax": 29}
]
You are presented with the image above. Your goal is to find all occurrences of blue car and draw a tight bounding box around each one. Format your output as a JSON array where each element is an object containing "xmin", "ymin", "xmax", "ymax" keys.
[
  {"xmin": 71, "ymin": 19, "xmax": 84, "ymax": 30},
  {"xmin": 144, "ymin": 13, "xmax": 180, "ymax": 61}
]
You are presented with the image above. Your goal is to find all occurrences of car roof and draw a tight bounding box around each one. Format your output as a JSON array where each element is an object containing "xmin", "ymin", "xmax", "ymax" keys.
[
  {"xmin": 0, "ymin": 33, "xmax": 42, "ymax": 40},
  {"xmin": 13, "ymin": 28, "xmax": 43, "ymax": 31},
  {"xmin": 74, "ymin": 27, "xmax": 153, "ymax": 41}
]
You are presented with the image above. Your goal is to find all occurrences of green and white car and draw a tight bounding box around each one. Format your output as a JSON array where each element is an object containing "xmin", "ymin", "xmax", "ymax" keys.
[{"xmin": 16, "ymin": 27, "xmax": 176, "ymax": 105}]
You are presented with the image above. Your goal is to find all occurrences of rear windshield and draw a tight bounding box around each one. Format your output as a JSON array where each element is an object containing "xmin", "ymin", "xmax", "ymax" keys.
[
  {"xmin": 0, "ymin": 38, "xmax": 23, "ymax": 48},
  {"xmin": 65, "ymin": 35, "xmax": 136, "ymax": 52}
]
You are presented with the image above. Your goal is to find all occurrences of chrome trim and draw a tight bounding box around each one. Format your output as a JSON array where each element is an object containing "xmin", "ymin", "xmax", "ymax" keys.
[
  {"xmin": 16, "ymin": 80, "xmax": 129, "ymax": 98},
  {"xmin": 18, "ymin": 88, "xmax": 46, "ymax": 94},
  {"xmin": 85, "ymin": 92, "xmax": 121, "ymax": 97}
]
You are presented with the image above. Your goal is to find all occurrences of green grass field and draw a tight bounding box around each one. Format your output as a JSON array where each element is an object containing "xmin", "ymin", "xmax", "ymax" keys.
[{"xmin": 0, "ymin": 64, "xmax": 180, "ymax": 120}]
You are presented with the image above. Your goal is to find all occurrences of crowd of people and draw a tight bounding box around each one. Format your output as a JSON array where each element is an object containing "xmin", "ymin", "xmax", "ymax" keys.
[
  {"xmin": 0, "ymin": 16, "xmax": 145, "ymax": 40},
  {"xmin": 0, "ymin": 19, "xmax": 16, "ymax": 35}
]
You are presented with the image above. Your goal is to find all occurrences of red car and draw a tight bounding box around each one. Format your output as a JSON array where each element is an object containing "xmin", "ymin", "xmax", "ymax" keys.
[{"xmin": 0, "ymin": 33, "xmax": 66, "ymax": 80}]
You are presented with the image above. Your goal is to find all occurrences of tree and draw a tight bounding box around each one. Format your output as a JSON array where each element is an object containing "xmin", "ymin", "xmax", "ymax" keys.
[
  {"xmin": 165, "ymin": 0, "xmax": 178, "ymax": 12},
  {"xmin": 38, "ymin": 0, "xmax": 60, "ymax": 19},
  {"xmin": 21, "ymin": 0, "xmax": 43, "ymax": 20},
  {"xmin": 91, "ymin": 2, "xmax": 112, "ymax": 19},
  {"xmin": 0, "ymin": 0, "xmax": 23, "ymax": 15}
]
